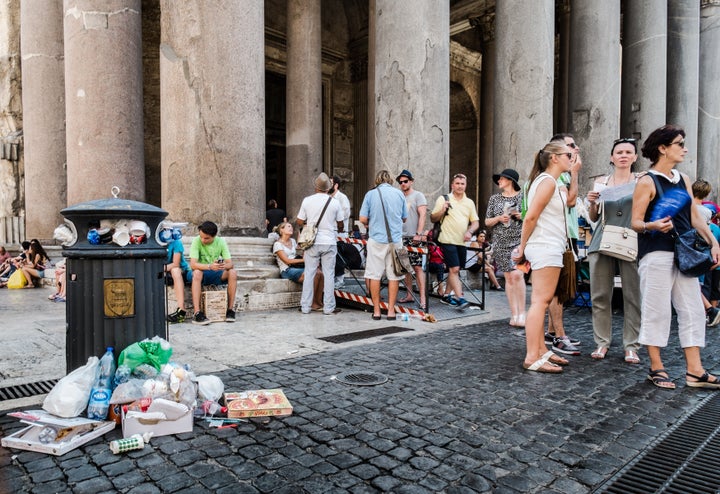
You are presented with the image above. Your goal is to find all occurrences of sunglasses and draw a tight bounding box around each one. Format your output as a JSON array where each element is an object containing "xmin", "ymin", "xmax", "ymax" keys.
[
  {"xmin": 670, "ymin": 139, "xmax": 686, "ymax": 148},
  {"xmin": 567, "ymin": 142, "xmax": 578, "ymax": 149},
  {"xmin": 613, "ymin": 137, "xmax": 637, "ymax": 146},
  {"xmin": 555, "ymin": 152, "xmax": 573, "ymax": 160},
  {"xmin": 398, "ymin": 179, "xmax": 409, "ymax": 184},
  {"xmin": 453, "ymin": 173, "xmax": 467, "ymax": 180}
]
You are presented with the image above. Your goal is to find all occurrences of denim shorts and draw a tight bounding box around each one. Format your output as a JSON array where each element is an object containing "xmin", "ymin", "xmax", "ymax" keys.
[
  {"xmin": 440, "ymin": 243, "xmax": 466, "ymax": 269},
  {"xmin": 281, "ymin": 267, "xmax": 304, "ymax": 283},
  {"xmin": 201, "ymin": 269, "xmax": 225, "ymax": 286}
]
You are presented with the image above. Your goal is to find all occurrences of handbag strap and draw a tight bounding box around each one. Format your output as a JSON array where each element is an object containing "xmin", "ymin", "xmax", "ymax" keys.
[
  {"xmin": 376, "ymin": 186, "xmax": 394, "ymax": 243},
  {"xmin": 556, "ymin": 184, "xmax": 572, "ymax": 252}
]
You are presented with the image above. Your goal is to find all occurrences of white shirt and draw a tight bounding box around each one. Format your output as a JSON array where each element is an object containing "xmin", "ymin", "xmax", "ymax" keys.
[{"xmin": 297, "ymin": 193, "xmax": 344, "ymax": 245}]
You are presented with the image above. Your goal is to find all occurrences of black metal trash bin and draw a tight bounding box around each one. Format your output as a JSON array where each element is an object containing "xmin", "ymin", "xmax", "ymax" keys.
[{"xmin": 61, "ymin": 196, "xmax": 168, "ymax": 372}]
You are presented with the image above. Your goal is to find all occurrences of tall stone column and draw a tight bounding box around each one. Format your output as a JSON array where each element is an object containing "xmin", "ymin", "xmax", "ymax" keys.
[
  {"xmin": 369, "ymin": 0, "xmax": 449, "ymax": 202},
  {"xmin": 568, "ymin": 0, "xmax": 621, "ymax": 189},
  {"xmin": 478, "ymin": 14, "xmax": 496, "ymax": 210},
  {"xmin": 21, "ymin": 0, "xmax": 66, "ymax": 240},
  {"xmin": 493, "ymin": 0, "xmax": 554, "ymax": 180},
  {"xmin": 160, "ymin": 1, "xmax": 265, "ymax": 235},
  {"xmin": 286, "ymin": 0, "xmax": 322, "ymax": 220},
  {"xmin": 64, "ymin": 0, "xmax": 144, "ymax": 204},
  {"xmin": 699, "ymin": 0, "xmax": 720, "ymax": 192},
  {"xmin": 620, "ymin": 0, "xmax": 667, "ymax": 149},
  {"xmin": 667, "ymin": 0, "xmax": 700, "ymax": 176}
]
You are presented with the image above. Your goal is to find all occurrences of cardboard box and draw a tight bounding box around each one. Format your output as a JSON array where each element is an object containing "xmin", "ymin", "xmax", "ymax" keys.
[
  {"xmin": 201, "ymin": 290, "xmax": 227, "ymax": 322},
  {"xmin": 224, "ymin": 389, "xmax": 293, "ymax": 419},
  {"xmin": 2, "ymin": 410, "xmax": 116, "ymax": 456},
  {"xmin": 121, "ymin": 402, "xmax": 193, "ymax": 438}
]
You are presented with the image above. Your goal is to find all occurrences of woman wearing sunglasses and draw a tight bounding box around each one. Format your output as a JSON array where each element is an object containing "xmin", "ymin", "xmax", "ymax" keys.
[
  {"xmin": 585, "ymin": 138, "xmax": 642, "ymax": 364},
  {"xmin": 513, "ymin": 139, "xmax": 574, "ymax": 373},
  {"xmin": 631, "ymin": 124, "xmax": 720, "ymax": 389}
]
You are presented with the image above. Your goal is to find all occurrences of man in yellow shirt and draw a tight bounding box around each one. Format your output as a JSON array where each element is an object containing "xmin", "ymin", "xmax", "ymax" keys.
[{"xmin": 430, "ymin": 173, "xmax": 480, "ymax": 310}]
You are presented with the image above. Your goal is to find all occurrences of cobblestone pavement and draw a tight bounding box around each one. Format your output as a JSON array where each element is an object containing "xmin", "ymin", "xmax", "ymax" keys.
[{"xmin": 3, "ymin": 307, "xmax": 720, "ymax": 493}]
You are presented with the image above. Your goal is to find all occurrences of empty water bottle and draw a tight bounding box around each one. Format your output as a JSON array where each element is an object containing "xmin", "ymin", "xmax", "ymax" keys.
[
  {"xmin": 87, "ymin": 347, "xmax": 116, "ymax": 420},
  {"xmin": 113, "ymin": 364, "xmax": 131, "ymax": 388}
]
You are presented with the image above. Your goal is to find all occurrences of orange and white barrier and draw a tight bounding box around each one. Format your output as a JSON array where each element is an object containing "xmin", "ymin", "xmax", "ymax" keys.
[{"xmin": 334, "ymin": 288, "xmax": 426, "ymax": 317}]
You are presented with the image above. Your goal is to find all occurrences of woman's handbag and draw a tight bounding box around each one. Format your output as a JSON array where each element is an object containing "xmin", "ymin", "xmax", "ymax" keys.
[
  {"xmin": 555, "ymin": 246, "xmax": 577, "ymax": 304},
  {"xmin": 297, "ymin": 196, "xmax": 333, "ymax": 250},
  {"xmin": 674, "ymin": 228, "xmax": 714, "ymax": 277},
  {"xmin": 7, "ymin": 269, "xmax": 27, "ymax": 289},
  {"xmin": 377, "ymin": 187, "xmax": 412, "ymax": 276},
  {"xmin": 598, "ymin": 225, "xmax": 638, "ymax": 262}
]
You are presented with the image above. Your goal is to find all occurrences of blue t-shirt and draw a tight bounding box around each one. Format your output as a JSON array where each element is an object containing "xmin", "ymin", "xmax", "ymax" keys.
[
  {"xmin": 359, "ymin": 183, "xmax": 408, "ymax": 243},
  {"xmin": 166, "ymin": 239, "xmax": 190, "ymax": 274}
]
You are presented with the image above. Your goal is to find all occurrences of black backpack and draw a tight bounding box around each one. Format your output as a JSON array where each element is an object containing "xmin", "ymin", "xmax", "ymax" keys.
[{"xmin": 335, "ymin": 241, "xmax": 363, "ymax": 275}]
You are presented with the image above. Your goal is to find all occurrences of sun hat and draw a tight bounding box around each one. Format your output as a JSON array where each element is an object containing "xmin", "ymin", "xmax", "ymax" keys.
[
  {"xmin": 314, "ymin": 172, "xmax": 332, "ymax": 192},
  {"xmin": 396, "ymin": 169, "xmax": 414, "ymax": 181},
  {"xmin": 492, "ymin": 168, "xmax": 521, "ymax": 191}
]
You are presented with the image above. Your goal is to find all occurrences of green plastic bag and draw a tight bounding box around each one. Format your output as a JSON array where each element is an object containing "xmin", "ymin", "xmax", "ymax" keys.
[{"xmin": 118, "ymin": 336, "xmax": 173, "ymax": 372}]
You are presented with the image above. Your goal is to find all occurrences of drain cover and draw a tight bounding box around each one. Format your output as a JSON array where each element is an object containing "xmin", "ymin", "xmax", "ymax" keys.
[
  {"xmin": 0, "ymin": 379, "xmax": 58, "ymax": 402},
  {"xmin": 334, "ymin": 371, "xmax": 388, "ymax": 386},
  {"xmin": 319, "ymin": 326, "xmax": 413, "ymax": 344}
]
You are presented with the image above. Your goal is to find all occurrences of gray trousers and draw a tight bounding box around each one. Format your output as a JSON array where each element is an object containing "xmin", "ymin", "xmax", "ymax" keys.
[{"xmin": 589, "ymin": 252, "xmax": 641, "ymax": 351}]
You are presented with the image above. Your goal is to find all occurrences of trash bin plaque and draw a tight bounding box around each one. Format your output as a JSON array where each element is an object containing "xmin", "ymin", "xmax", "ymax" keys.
[{"xmin": 103, "ymin": 279, "xmax": 135, "ymax": 318}]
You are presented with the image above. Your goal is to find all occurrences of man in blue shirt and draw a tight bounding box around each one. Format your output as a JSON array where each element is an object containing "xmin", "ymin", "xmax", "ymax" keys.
[{"xmin": 359, "ymin": 170, "xmax": 408, "ymax": 320}]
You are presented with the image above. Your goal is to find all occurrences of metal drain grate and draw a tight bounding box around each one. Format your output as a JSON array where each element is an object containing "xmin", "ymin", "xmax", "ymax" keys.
[
  {"xmin": 0, "ymin": 379, "xmax": 58, "ymax": 402},
  {"xmin": 596, "ymin": 394, "xmax": 720, "ymax": 493},
  {"xmin": 318, "ymin": 326, "xmax": 413, "ymax": 344},
  {"xmin": 334, "ymin": 371, "xmax": 388, "ymax": 386}
]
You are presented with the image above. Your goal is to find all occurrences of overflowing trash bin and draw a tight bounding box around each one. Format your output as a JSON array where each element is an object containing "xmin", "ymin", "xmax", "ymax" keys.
[{"xmin": 60, "ymin": 193, "xmax": 168, "ymax": 372}]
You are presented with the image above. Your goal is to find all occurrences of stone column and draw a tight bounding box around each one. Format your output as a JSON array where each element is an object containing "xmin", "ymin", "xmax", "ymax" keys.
[
  {"xmin": 620, "ymin": 0, "xmax": 667, "ymax": 148},
  {"xmin": 285, "ymin": 0, "xmax": 322, "ymax": 220},
  {"xmin": 64, "ymin": 0, "xmax": 144, "ymax": 204},
  {"xmin": 160, "ymin": 1, "xmax": 265, "ymax": 235},
  {"xmin": 369, "ymin": 0, "xmax": 449, "ymax": 202},
  {"xmin": 568, "ymin": 0, "xmax": 621, "ymax": 189},
  {"xmin": 698, "ymin": 0, "xmax": 720, "ymax": 192},
  {"xmin": 493, "ymin": 0, "xmax": 554, "ymax": 179},
  {"xmin": 667, "ymin": 0, "xmax": 700, "ymax": 176},
  {"xmin": 21, "ymin": 0, "xmax": 66, "ymax": 240},
  {"xmin": 478, "ymin": 14, "xmax": 496, "ymax": 211}
]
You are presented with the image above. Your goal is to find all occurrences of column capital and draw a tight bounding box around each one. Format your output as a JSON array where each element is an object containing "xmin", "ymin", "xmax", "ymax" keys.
[
  {"xmin": 702, "ymin": 0, "xmax": 720, "ymax": 7},
  {"xmin": 471, "ymin": 12, "xmax": 495, "ymax": 44}
]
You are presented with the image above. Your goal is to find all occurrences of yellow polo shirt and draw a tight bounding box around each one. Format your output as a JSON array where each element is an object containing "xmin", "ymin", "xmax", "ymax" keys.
[{"xmin": 432, "ymin": 194, "xmax": 479, "ymax": 246}]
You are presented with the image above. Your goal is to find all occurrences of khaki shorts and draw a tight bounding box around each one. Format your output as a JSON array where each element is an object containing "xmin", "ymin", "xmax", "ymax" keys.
[{"xmin": 364, "ymin": 238, "xmax": 404, "ymax": 281}]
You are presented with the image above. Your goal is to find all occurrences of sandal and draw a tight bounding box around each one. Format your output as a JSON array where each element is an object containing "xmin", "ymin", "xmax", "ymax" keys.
[
  {"xmin": 591, "ymin": 347, "xmax": 608, "ymax": 360},
  {"xmin": 542, "ymin": 350, "xmax": 569, "ymax": 366},
  {"xmin": 523, "ymin": 355, "xmax": 563, "ymax": 374},
  {"xmin": 624, "ymin": 350, "xmax": 640, "ymax": 365},
  {"xmin": 686, "ymin": 371, "xmax": 720, "ymax": 389},
  {"xmin": 398, "ymin": 296, "xmax": 414, "ymax": 303},
  {"xmin": 647, "ymin": 369, "xmax": 676, "ymax": 390}
]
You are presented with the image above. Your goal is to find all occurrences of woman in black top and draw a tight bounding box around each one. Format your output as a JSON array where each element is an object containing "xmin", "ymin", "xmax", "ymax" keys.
[{"xmin": 631, "ymin": 125, "xmax": 720, "ymax": 390}]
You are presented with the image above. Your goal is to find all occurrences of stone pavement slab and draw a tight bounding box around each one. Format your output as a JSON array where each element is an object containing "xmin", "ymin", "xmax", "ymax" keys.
[{"xmin": 2, "ymin": 288, "xmax": 720, "ymax": 492}]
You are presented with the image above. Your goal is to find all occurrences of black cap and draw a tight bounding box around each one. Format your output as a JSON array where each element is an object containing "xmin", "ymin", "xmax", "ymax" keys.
[
  {"xmin": 396, "ymin": 169, "xmax": 414, "ymax": 181},
  {"xmin": 492, "ymin": 168, "xmax": 521, "ymax": 191}
]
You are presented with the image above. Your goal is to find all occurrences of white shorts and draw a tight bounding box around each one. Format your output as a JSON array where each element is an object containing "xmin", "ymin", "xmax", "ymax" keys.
[
  {"xmin": 364, "ymin": 238, "xmax": 404, "ymax": 281},
  {"xmin": 525, "ymin": 242, "xmax": 564, "ymax": 270}
]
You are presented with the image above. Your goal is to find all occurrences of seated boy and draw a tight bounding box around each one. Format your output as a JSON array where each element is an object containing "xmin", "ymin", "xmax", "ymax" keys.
[{"xmin": 189, "ymin": 221, "xmax": 238, "ymax": 325}]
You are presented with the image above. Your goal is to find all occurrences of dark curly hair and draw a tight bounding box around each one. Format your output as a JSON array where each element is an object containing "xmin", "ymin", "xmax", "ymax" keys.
[{"xmin": 641, "ymin": 124, "xmax": 685, "ymax": 164}]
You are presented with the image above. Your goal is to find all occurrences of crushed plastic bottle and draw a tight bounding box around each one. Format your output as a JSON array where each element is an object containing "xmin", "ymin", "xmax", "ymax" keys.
[{"xmin": 87, "ymin": 347, "xmax": 116, "ymax": 420}]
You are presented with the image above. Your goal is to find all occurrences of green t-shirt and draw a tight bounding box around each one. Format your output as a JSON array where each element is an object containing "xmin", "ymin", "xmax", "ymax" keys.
[{"xmin": 189, "ymin": 236, "xmax": 231, "ymax": 264}]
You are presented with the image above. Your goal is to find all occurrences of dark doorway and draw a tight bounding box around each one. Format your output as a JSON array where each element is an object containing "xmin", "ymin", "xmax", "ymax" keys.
[{"xmin": 266, "ymin": 71, "xmax": 287, "ymax": 215}]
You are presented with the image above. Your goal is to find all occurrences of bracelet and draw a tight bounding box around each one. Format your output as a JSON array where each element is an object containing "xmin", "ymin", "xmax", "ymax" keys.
[{"xmin": 642, "ymin": 222, "xmax": 648, "ymax": 234}]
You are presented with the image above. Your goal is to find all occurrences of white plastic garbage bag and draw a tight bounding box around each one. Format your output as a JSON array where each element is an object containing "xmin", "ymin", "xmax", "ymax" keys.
[{"xmin": 43, "ymin": 357, "xmax": 99, "ymax": 418}]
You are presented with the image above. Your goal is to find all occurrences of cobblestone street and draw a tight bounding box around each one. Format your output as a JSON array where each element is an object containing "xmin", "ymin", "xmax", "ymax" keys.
[{"xmin": 2, "ymin": 309, "xmax": 718, "ymax": 493}]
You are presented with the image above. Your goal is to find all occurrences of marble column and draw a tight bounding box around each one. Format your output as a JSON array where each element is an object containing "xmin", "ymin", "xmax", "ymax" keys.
[
  {"xmin": 493, "ymin": 0, "xmax": 554, "ymax": 180},
  {"xmin": 20, "ymin": 0, "xmax": 66, "ymax": 240},
  {"xmin": 568, "ymin": 0, "xmax": 621, "ymax": 188},
  {"xmin": 620, "ymin": 0, "xmax": 668, "ymax": 149},
  {"xmin": 64, "ymin": 0, "xmax": 144, "ymax": 204},
  {"xmin": 667, "ymin": 0, "xmax": 700, "ymax": 176},
  {"xmin": 160, "ymin": 1, "xmax": 265, "ymax": 235},
  {"xmin": 698, "ymin": 0, "xmax": 720, "ymax": 192},
  {"xmin": 369, "ymin": 0, "xmax": 450, "ymax": 202},
  {"xmin": 285, "ymin": 0, "xmax": 322, "ymax": 221}
]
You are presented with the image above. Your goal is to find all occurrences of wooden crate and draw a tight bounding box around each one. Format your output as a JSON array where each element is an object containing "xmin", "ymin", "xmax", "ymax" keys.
[{"xmin": 201, "ymin": 290, "xmax": 227, "ymax": 322}]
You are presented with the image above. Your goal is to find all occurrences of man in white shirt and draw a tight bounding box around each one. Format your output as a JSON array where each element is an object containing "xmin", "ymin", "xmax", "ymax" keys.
[
  {"xmin": 297, "ymin": 173, "xmax": 345, "ymax": 315},
  {"xmin": 331, "ymin": 175, "xmax": 352, "ymax": 288}
]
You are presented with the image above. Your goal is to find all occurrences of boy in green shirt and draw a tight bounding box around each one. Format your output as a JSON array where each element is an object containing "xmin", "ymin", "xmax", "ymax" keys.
[{"xmin": 189, "ymin": 221, "xmax": 237, "ymax": 325}]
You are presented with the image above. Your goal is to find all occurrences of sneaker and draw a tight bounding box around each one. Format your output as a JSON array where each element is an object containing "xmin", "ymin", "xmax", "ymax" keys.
[
  {"xmin": 167, "ymin": 308, "xmax": 186, "ymax": 324},
  {"xmin": 456, "ymin": 298, "xmax": 470, "ymax": 310},
  {"xmin": 192, "ymin": 311, "xmax": 211, "ymax": 325},
  {"xmin": 707, "ymin": 307, "xmax": 720, "ymax": 327},
  {"xmin": 546, "ymin": 332, "xmax": 581, "ymax": 346},
  {"xmin": 552, "ymin": 336, "xmax": 581, "ymax": 356},
  {"xmin": 440, "ymin": 295, "xmax": 458, "ymax": 306},
  {"xmin": 225, "ymin": 309, "xmax": 236, "ymax": 322}
]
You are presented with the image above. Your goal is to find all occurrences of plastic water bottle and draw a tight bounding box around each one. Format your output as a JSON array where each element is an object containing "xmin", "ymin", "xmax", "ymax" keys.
[{"xmin": 87, "ymin": 347, "xmax": 116, "ymax": 420}]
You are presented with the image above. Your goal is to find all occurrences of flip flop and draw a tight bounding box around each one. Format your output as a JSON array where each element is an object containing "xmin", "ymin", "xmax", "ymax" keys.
[
  {"xmin": 591, "ymin": 347, "xmax": 608, "ymax": 360},
  {"xmin": 624, "ymin": 350, "xmax": 640, "ymax": 364},
  {"xmin": 686, "ymin": 371, "xmax": 720, "ymax": 389},
  {"xmin": 542, "ymin": 350, "xmax": 569, "ymax": 366},
  {"xmin": 523, "ymin": 356, "xmax": 563, "ymax": 374}
]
